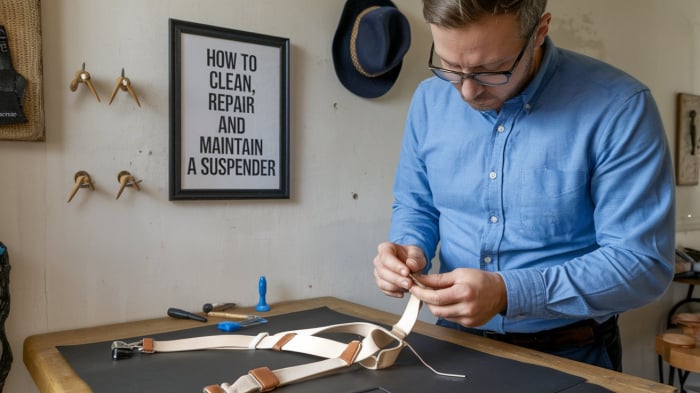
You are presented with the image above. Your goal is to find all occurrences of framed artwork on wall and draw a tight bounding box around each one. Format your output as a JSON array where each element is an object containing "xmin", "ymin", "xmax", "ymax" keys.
[
  {"xmin": 0, "ymin": 0, "xmax": 44, "ymax": 142},
  {"xmin": 676, "ymin": 93, "xmax": 700, "ymax": 186},
  {"xmin": 169, "ymin": 19, "xmax": 290, "ymax": 200}
]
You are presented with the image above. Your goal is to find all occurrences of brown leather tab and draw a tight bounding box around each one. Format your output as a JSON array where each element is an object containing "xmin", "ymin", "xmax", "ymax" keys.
[
  {"xmin": 272, "ymin": 333, "xmax": 296, "ymax": 351},
  {"xmin": 249, "ymin": 367, "xmax": 280, "ymax": 392},
  {"xmin": 141, "ymin": 338, "xmax": 154, "ymax": 353},
  {"xmin": 202, "ymin": 385, "xmax": 226, "ymax": 393},
  {"xmin": 339, "ymin": 340, "xmax": 361, "ymax": 365}
]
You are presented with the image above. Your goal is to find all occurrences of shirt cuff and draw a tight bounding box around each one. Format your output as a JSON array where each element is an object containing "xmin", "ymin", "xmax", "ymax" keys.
[{"xmin": 498, "ymin": 268, "xmax": 547, "ymax": 319}]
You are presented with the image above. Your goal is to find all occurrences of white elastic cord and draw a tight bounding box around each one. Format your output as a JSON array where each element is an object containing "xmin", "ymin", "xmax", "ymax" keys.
[{"xmin": 404, "ymin": 342, "xmax": 467, "ymax": 379}]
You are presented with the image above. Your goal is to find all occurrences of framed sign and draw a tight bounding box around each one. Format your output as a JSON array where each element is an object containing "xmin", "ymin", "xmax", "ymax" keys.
[
  {"xmin": 0, "ymin": 0, "xmax": 44, "ymax": 141},
  {"xmin": 169, "ymin": 19, "xmax": 290, "ymax": 200},
  {"xmin": 676, "ymin": 93, "xmax": 700, "ymax": 186}
]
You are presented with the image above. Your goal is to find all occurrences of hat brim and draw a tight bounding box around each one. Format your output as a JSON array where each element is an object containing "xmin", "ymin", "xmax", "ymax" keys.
[{"xmin": 332, "ymin": 0, "xmax": 403, "ymax": 99}]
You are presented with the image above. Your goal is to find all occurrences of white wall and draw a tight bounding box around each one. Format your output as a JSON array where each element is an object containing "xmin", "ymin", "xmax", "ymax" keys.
[{"xmin": 0, "ymin": 0, "xmax": 696, "ymax": 391}]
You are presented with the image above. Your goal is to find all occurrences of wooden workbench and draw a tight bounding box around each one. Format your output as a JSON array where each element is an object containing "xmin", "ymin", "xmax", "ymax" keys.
[{"xmin": 24, "ymin": 297, "xmax": 673, "ymax": 393}]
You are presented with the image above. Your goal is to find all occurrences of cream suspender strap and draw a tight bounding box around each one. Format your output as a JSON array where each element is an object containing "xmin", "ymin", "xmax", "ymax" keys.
[{"xmin": 117, "ymin": 295, "xmax": 463, "ymax": 392}]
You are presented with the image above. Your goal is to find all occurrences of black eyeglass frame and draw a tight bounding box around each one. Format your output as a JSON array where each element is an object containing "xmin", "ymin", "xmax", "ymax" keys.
[{"xmin": 428, "ymin": 20, "xmax": 540, "ymax": 86}]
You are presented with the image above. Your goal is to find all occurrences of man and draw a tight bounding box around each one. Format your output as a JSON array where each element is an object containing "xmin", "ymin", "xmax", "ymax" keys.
[{"xmin": 373, "ymin": 0, "xmax": 675, "ymax": 371}]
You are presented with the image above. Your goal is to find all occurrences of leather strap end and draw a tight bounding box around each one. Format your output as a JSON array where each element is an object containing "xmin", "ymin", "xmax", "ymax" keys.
[
  {"xmin": 340, "ymin": 340, "xmax": 362, "ymax": 365},
  {"xmin": 249, "ymin": 367, "xmax": 280, "ymax": 392},
  {"xmin": 141, "ymin": 338, "xmax": 155, "ymax": 353},
  {"xmin": 203, "ymin": 385, "xmax": 226, "ymax": 393},
  {"xmin": 272, "ymin": 333, "xmax": 296, "ymax": 351}
]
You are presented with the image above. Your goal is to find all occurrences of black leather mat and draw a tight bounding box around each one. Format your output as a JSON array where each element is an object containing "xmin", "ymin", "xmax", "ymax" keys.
[{"xmin": 57, "ymin": 307, "xmax": 610, "ymax": 392}]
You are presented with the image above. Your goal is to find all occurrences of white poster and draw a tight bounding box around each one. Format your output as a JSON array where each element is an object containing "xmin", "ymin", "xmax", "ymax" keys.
[{"xmin": 170, "ymin": 20, "xmax": 289, "ymax": 200}]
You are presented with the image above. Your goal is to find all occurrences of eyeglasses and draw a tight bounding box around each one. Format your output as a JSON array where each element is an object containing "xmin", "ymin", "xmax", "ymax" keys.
[{"xmin": 428, "ymin": 21, "xmax": 539, "ymax": 86}]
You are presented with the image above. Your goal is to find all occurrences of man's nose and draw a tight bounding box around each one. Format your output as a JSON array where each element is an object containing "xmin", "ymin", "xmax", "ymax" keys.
[{"xmin": 458, "ymin": 78, "xmax": 483, "ymax": 101}]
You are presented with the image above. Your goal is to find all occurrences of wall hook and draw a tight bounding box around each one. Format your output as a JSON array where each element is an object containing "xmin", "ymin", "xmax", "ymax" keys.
[
  {"xmin": 67, "ymin": 171, "xmax": 95, "ymax": 203},
  {"xmin": 69, "ymin": 62, "xmax": 101, "ymax": 102},
  {"xmin": 108, "ymin": 68, "xmax": 141, "ymax": 107},
  {"xmin": 116, "ymin": 171, "xmax": 142, "ymax": 200}
]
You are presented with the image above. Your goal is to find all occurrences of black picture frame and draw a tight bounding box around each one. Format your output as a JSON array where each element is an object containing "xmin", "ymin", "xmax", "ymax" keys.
[{"xmin": 169, "ymin": 19, "xmax": 290, "ymax": 200}]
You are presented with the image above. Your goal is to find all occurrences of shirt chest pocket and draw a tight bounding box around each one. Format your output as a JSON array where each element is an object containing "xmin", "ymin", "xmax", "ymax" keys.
[{"xmin": 516, "ymin": 169, "xmax": 591, "ymax": 240}]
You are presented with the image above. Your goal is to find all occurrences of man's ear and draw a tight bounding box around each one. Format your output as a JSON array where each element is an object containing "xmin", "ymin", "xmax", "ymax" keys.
[{"xmin": 535, "ymin": 12, "xmax": 552, "ymax": 46}]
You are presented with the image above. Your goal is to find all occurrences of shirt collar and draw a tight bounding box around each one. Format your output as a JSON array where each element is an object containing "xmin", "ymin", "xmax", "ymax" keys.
[{"xmin": 515, "ymin": 36, "xmax": 559, "ymax": 113}]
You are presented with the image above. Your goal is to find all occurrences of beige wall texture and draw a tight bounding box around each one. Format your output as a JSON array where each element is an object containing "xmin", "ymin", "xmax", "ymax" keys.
[{"xmin": 0, "ymin": 0, "xmax": 698, "ymax": 391}]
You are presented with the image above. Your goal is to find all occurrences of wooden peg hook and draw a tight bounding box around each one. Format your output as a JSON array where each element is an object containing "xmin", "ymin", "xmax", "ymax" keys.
[
  {"xmin": 69, "ymin": 62, "xmax": 101, "ymax": 102},
  {"xmin": 108, "ymin": 68, "xmax": 141, "ymax": 107},
  {"xmin": 67, "ymin": 171, "xmax": 95, "ymax": 203},
  {"xmin": 116, "ymin": 171, "xmax": 142, "ymax": 200}
]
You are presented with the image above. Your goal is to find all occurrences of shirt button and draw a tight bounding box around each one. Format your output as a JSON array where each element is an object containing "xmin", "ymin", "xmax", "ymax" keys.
[
  {"xmin": 490, "ymin": 216, "xmax": 498, "ymax": 223},
  {"xmin": 484, "ymin": 256, "xmax": 493, "ymax": 264},
  {"xmin": 525, "ymin": 103, "xmax": 532, "ymax": 110},
  {"xmin": 497, "ymin": 125, "xmax": 505, "ymax": 132},
  {"xmin": 489, "ymin": 171, "xmax": 497, "ymax": 179}
]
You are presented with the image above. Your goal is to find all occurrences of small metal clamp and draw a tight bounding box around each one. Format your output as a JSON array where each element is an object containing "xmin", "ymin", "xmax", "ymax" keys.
[{"xmin": 110, "ymin": 340, "xmax": 143, "ymax": 360}]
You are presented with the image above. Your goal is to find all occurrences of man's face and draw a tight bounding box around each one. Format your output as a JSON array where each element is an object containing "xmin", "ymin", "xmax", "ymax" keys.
[{"xmin": 429, "ymin": 13, "xmax": 546, "ymax": 111}]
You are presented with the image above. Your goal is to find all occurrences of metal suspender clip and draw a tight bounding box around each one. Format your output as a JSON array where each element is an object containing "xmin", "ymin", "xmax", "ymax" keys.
[{"xmin": 111, "ymin": 340, "xmax": 143, "ymax": 360}]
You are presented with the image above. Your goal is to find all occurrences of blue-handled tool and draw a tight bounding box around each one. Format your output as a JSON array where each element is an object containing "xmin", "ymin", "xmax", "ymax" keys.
[
  {"xmin": 217, "ymin": 316, "xmax": 267, "ymax": 332},
  {"xmin": 255, "ymin": 275, "xmax": 270, "ymax": 312}
]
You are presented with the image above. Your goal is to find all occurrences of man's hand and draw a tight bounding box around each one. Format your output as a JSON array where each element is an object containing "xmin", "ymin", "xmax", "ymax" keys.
[
  {"xmin": 410, "ymin": 268, "xmax": 507, "ymax": 327},
  {"xmin": 373, "ymin": 242, "xmax": 427, "ymax": 298}
]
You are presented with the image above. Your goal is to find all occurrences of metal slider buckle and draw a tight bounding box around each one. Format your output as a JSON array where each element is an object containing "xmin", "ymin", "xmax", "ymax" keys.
[{"xmin": 111, "ymin": 340, "xmax": 143, "ymax": 360}]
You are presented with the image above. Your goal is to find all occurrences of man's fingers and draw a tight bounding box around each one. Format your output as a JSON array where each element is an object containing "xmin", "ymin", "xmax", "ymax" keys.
[
  {"xmin": 412, "ymin": 272, "xmax": 452, "ymax": 289},
  {"xmin": 377, "ymin": 242, "xmax": 396, "ymax": 254},
  {"xmin": 404, "ymin": 246, "xmax": 427, "ymax": 273},
  {"xmin": 410, "ymin": 285, "xmax": 482, "ymax": 323},
  {"xmin": 374, "ymin": 260, "xmax": 411, "ymax": 291},
  {"xmin": 409, "ymin": 283, "xmax": 455, "ymax": 306},
  {"xmin": 408, "ymin": 269, "xmax": 504, "ymax": 327},
  {"xmin": 376, "ymin": 242, "xmax": 410, "ymax": 276},
  {"xmin": 380, "ymin": 289, "xmax": 406, "ymax": 298}
]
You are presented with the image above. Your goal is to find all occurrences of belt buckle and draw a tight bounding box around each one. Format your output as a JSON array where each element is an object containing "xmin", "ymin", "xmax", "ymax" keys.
[{"xmin": 482, "ymin": 330, "xmax": 502, "ymax": 340}]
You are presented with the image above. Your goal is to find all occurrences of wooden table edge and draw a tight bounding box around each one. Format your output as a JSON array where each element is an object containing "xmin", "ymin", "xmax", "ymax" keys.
[{"xmin": 24, "ymin": 296, "xmax": 673, "ymax": 393}]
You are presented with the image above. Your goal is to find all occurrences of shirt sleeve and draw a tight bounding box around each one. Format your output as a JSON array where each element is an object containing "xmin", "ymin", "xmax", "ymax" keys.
[
  {"xmin": 500, "ymin": 90, "xmax": 675, "ymax": 320},
  {"xmin": 389, "ymin": 88, "xmax": 441, "ymax": 268}
]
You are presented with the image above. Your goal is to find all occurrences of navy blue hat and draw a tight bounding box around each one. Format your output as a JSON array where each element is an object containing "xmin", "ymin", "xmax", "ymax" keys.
[{"xmin": 332, "ymin": 0, "xmax": 411, "ymax": 99}]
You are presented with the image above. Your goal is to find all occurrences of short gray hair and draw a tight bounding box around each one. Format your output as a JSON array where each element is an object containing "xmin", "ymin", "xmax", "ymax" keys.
[{"xmin": 422, "ymin": 0, "xmax": 547, "ymax": 36}]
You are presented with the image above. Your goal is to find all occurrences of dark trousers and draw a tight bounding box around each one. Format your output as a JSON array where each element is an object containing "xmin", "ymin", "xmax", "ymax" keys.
[{"xmin": 437, "ymin": 316, "xmax": 622, "ymax": 371}]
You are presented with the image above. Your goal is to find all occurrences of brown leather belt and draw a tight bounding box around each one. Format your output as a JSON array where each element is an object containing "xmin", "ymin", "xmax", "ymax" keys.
[{"xmin": 478, "ymin": 316, "xmax": 617, "ymax": 352}]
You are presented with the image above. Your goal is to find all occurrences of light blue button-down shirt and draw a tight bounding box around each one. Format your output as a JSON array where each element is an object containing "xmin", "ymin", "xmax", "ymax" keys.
[{"xmin": 389, "ymin": 37, "xmax": 675, "ymax": 333}]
